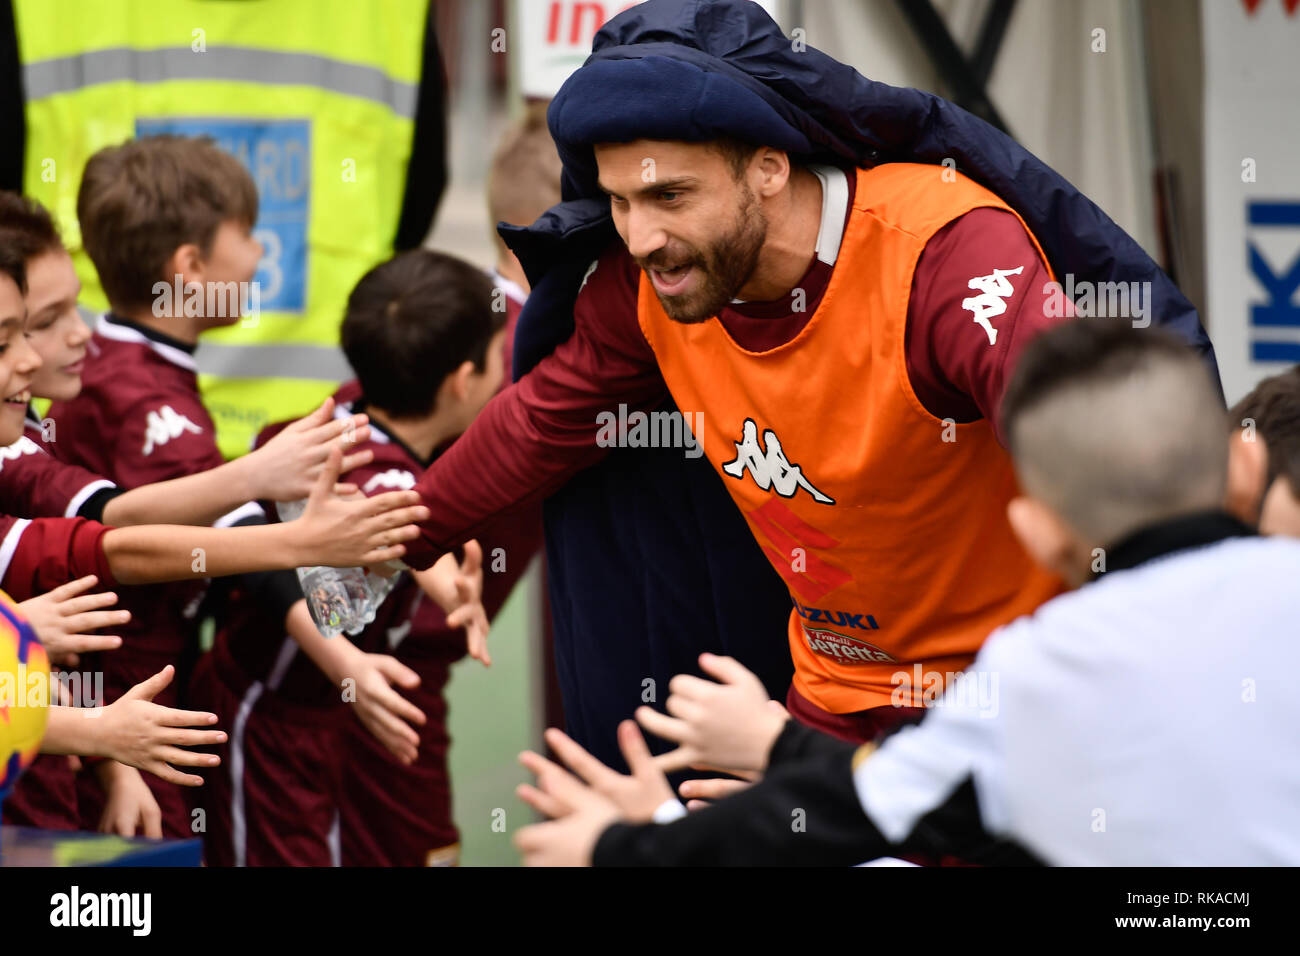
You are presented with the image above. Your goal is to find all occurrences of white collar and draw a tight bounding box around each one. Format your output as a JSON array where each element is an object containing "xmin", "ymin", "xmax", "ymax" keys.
[
  {"xmin": 808, "ymin": 164, "xmax": 850, "ymax": 267},
  {"xmin": 730, "ymin": 164, "xmax": 849, "ymax": 305},
  {"xmin": 95, "ymin": 314, "xmax": 198, "ymax": 372}
]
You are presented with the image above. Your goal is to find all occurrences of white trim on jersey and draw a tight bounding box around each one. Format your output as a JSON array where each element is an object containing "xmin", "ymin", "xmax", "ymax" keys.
[
  {"xmin": 95, "ymin": 314, "xmax": 199, "ymax": 372},
  {"xmin": 328, "ymin": 812, "xmax": 342, "ymax": 868},
  {"xmin": 213, "ymin": 500, "xmax": 266, "ymax": 529},
  {"xmin": 265, "ymin": 635, "xmax": 300, "ymax": 693},
  {"xmin": 334, "ymin": 400, "xmax": 390, "ymax": 444},
  {"xmin": 230, "ymin": 680, "xmax": 265, "ymax": 868},
  {"xmin": 63, "ymin": 479, "xmax": 117, "ymax": 519},
  {"xmin": 490, "ymin": 269, "xmax": 529, "ymax": 308},
  {"xmin": 0, "ymin": 518, "xmax": 31, "ymax": 585}
]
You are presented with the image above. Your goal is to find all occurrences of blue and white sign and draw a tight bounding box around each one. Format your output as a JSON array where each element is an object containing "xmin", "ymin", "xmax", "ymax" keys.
[
  {"xmin": 135, "ymin": 117, "xmax": 312, "ymax": 314},
  {"xmin": 1203, "ymin": 0, "xmax": 1300, "ymax": 405}
]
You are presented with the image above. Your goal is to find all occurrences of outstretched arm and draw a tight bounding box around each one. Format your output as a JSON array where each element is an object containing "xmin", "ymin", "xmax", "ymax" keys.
[
  {"xmin": 100, "ymin": 397, "xmax": 374, "ymax": 527},
  {"xmin": 102, "ymin": 449, "xmax": 428, "ymax": 584}
]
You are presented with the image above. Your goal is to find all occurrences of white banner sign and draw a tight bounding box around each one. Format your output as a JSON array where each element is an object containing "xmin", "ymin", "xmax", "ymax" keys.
[
  {"xmin": 1203, "ymin": 0, "xmax": 1300, "ymax": 404},
  {"xmin": 515, "ymin": 0, "xmax": 780, "ymax": 100}
]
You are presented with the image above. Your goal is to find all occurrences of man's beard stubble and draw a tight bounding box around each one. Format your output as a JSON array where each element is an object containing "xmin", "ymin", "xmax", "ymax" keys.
[{"xmin": 637, "ymin": 184, "xmax": 769, "ymax": 325}]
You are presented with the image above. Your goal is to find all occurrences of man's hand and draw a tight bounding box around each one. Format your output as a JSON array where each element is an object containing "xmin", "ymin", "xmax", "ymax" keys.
[
  {"xmin": 293, "ymin": 447, "xmax": 428, "ymax": 567},
  {"xmin": 414, "ymin": 541, "xmax": 490, "ymax": 666},
  {"xmin": 94, "ymin": 760, "xmax": 164, "ymax": 838},
  {"xmin": 635, "ymin": 653, "xmax": 788, "ymax": 774},
  {"xmin": 339, "ymin": 648, "xmax": 427, "ymax": 765},
  {"xmin": 245, "ymin": 397, "xmax": 375, "ymax": 502},
  {"xmin": 18, "ymin": 575, "xmax": 130, "ymax": 667},
  {"xmin": 515, "ymin": 722, "xmax": 667, "ymax": 867},
  {"xmin": 93, "ymin": 665, "xmax": 227, "ymax": 786}
]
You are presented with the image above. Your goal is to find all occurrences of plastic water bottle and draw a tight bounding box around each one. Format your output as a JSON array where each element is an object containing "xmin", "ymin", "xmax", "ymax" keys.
[
  {"xmin": 277, "ymin": 499, "xmax": 380, "ymax": 638},
  {"xmin": 276, "ymin": 499, "xmax": 404, "ymax": 636}
]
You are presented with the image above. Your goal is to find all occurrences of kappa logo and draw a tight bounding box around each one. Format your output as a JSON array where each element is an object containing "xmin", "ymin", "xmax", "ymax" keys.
[
  {"xmin": 722, "ymin": 418, "xmax": 834, "ymax": 504},
  {"xmin": 802, "ymin": 626, "xmax": 896, "ymax": 665},
  {"xmin": 0, "ymin": 436, "xmax": 42, "ymax": 470},
  {"xmin": 362, "ymin": 469, "xmax": 417, "ymax": 493},
  {"xmin": 961, "ymin": 265, "xmax": 1024, "ymax": 346},
  {"xmin": 141, "ymin": 405, "xmax": 202, "ymax": 456}
]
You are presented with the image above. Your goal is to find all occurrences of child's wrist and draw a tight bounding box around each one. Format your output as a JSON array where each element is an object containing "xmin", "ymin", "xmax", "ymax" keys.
[{"xmin": 225, "ymin": 453, "xmax": 260, "ymax": 504}]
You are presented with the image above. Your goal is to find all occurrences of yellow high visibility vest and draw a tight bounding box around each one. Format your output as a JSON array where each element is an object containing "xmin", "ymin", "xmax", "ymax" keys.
[{"xmin": 17, "ymin": 0, "xmax": 428, "ymax": 458}]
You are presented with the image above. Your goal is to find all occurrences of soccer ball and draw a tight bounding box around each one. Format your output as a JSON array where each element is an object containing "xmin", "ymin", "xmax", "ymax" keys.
[{"xmin": 0, "ymin": 594, "xmax": 49, "ymax": 802}]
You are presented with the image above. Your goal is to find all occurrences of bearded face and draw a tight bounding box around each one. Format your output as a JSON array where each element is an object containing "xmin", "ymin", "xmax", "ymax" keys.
[
  {"xmin": 635, "ymin": 181, "xmax": 768, "ymax": 324},
  {"xmin": 594, "ymin": 139, "xmax": 773, "ymax": 325}
]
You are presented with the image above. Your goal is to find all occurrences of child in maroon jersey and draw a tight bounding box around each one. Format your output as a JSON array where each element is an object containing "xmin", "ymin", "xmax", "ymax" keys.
[
  {"xmin": 40, "ymin": 136, "xmax": 426, "ymax": 837},
  {"xmin": 333, "ymin": 115, "xmax": 557, "ymax": 866},
  {"xmin": 191, "ymin": 249, "xmax": 540, "ymax": 866},
  {"xmin": 333, "ymin": 250, "xmax": 544, "ymax": 866}
]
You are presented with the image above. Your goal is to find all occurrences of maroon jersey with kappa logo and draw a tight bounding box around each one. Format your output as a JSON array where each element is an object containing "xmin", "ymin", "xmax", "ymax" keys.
[
  {"xmin": 46, "ymin": 316, "xmax": 237, "ymax": 691},
  {"xmin": 337, "ymin": 279, "xmax": 546, "ymax": 866}
]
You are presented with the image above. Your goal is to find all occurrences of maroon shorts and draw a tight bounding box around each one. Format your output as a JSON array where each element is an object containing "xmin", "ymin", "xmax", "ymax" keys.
[
  {"xmin": 187, "ymin": 651, "xmax": 346, "ymax": 866},
  {"xmin": 785, "ymin": 686, "xmax": 925, "ymax": 744},
  {"xmin": 336, "ymin": 657, "xmax": 457, "ymax": 866},
  {"xmin": 2, "ymin": 754, "xmax": 80, "ymax": 829}
]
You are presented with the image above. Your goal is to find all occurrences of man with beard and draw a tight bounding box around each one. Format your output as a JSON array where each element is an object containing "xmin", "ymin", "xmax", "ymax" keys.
[
  {"xmin": 392, "ymin": 0, "xmax": 1217, "ymax": 759},
  {"xmin": 397, "ymin": 131, "xmax": 1070, "ymax": 742}
]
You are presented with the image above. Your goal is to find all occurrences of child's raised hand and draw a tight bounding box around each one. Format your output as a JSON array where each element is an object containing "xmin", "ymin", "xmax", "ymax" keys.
[
  {"xmin": 250, "ymin": 396, "xmax": 375, "ymax": 502},
  {"xmin": 18, "ymin": 575, "xmax": 130, "ymax": 667},
  {"xmin": 635, "ymin": 653, "xmax": 789, "ymax": 775},
  {"xmin": 414, "ymin": 541, "xmax": 491, "ymax": 666},
  {"xmin": 96, "ymin": 665, "xmax": 226, "ymax": 786},
  {"xmin": 297, "ymin": 447, "xmax": 428, "ymax": 567}
]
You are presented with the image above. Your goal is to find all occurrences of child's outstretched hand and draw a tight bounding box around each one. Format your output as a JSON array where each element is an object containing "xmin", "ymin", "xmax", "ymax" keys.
[
  {"xmin": 94, "ymin": 665, "xmax": 227, "ymax": 786},
  {"xmin": 515, "ymin": 721, "xmax": 674, "ymax": 867},
  {"xmin": 635, "ymin": 653, "xmax": 789, "ymax": 775},
  {"xmin": 295, "ymin": 447, "xmax": 428, "ymax": 567},
  {"xmin": 249, "ymin": 396, "xmax": 375, "ymax": 502},
  {"xmin": 414, "ymin": 540, "xmax": 491, "ymax": 666},
  {"xmin": 18, "ymin": 575, "xmax": 130, "ymax": 667}
]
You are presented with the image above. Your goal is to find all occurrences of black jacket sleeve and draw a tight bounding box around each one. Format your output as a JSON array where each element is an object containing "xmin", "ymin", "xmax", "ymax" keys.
[
  {"xmin": 766, "ymin": 717, "xmax": 859, "ymax": 766},
  {"xmin": 592, "ymin": 734, "xmax": 888, "ymax": 866}
]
